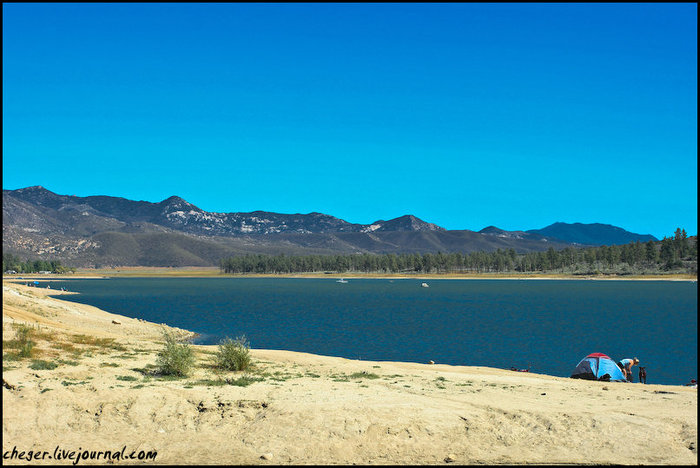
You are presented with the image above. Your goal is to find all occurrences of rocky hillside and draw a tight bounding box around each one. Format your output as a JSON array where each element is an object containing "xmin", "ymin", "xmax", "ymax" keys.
[{"xmin": 2, "ymin": 186, "xmax": 658, "ymax": 267}]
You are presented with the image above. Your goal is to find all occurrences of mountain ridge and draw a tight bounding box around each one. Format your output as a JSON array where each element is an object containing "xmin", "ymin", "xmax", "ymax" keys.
[
  {"xmin": 527, "ymin": 222, "xmax": 657, "ymax": 246},
  {"xmin": 3, "ymin": 186, "xmax": 660, "ymax": 267}
]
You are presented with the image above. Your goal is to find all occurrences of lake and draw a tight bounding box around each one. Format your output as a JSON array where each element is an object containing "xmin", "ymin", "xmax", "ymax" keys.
[{"xmin": 45, "ymin": 277, "xmax": 697, "ymax": 385}]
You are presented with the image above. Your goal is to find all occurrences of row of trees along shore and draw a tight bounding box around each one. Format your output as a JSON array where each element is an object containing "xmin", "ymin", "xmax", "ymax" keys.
[
  {"xmin": 2, "ymin": 255, "xmax": 75, "ymax": 274},
  {"xmin": 220, "ymin": 229, "xmax": 697, "ymax": 275}
]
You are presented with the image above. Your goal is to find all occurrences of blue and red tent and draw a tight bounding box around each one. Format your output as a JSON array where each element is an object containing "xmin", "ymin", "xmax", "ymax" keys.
[{"xmin": 570, "ymin": 352, "xmax": 627, "ymax": 382}]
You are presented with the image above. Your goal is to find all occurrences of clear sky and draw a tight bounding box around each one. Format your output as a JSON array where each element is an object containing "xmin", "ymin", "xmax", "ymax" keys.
[{"xmin": 3, "ymin": 3, "xmax": 697, "ymax": 239}]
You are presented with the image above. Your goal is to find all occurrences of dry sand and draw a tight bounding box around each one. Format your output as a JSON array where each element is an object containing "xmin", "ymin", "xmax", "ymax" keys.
[{"xmin": 2, "ymin": 280, "xmax": 697, "ymax": 465}]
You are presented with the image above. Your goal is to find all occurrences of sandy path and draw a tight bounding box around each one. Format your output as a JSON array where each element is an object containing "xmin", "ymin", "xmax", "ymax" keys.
[{"xmin": 3, "ymin": 281, "xmax": 697, "ymax": 465}]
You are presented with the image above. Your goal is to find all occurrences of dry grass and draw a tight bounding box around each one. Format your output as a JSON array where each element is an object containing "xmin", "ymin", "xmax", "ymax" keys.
[
  {"xmin": 69, "ymin": 334, "xmax": 127, "ymax": 351},
  {"xmin": 4, "ymin": 324, "xmax": 129, "ymax": 364}
]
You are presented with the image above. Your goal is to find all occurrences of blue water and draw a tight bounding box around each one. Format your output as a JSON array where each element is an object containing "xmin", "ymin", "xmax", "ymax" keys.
[{"xmin": 45, "ymin": 278, "xmax": 697, "ymax": 385}]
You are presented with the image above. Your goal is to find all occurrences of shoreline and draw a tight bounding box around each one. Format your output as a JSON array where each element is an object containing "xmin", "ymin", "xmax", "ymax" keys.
[
  {"xmin": 3, "ymin": 280, "xmax": 697, "ymax": 464},
  {"xmin": 4, "ymin": 268, "xmax": 697, "ymax": 282}
]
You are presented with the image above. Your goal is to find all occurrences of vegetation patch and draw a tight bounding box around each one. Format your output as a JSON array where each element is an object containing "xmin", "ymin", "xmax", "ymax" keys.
[
  {"xmin": 434, "ymin": 377, "xmax": 448, "ymax": 388},
  {"xmin": 30, "ymin": 327, "xmax": 55, "ymax": 342},
  {"xmin": 348, "ymin": 371, "xmax": 380, "ymax": 380},
  {"xmin": 6, "ymin": 323, "xmax": 36, "ymax": 358},
  {"xmin": 114, "ymin": 353, "xmax": 138, "ymax": 360},
  {"xmin": 29, "ymin": 359, "xmax": 59, "ymax": 370},
  {"xmin": 57, "ymin": 359, "xmax": 80, "ymax": 366},
  {"xmin": 116, "ymin": 375, "xmax": 138, "ymax": 382},
  {"xmin": 3, "ymin": 352, "xmax": 22, "ymax": 362},
  {"xmin": 213, "ymin": 336, "xmax": 252, "ymax": 371},
  {"xmin": 131, "ymin": 363, "xmax": 184, "ymax": 381},
  {"xmin": 156, "ymin": 374, "xmax": 185, "ymax": 381},
  {"xmin": 226, "ymin": 375, "xmax": 264, "ymax": 387},
  {"xmin": 70, "ymin": 334, "xmax": 126, "ymax": 351},
  {"xmin": 190, "ymin": 378, "xmax": 227, "ymax": 387},
  {"xmin": 2, "ymin": 255, "xmax": 75, "ymax": 274},
  {"xmin": 268, "ymin": 371, "xmax": 294, "ymax": 382},
  {"xmin": 61, "ymin": 380, "xmax": 87, "ymax": 386},
  {"xmin": 156, "ymin": 330, "xmax": 195, "ymax": 377},
  {"xmin": 219, "ymin": 230, "xmax": 696, "ymax": 276},
  {"xmin": 131, "ymin": 364, "xmax": 157, "ymax": 375},
  {"xmin": 50, "ymin": 342, "xmax": 80, "ymax": 353}
]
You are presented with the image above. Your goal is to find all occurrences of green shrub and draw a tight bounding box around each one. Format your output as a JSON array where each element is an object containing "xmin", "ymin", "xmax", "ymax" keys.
[
  {"xmin": 116, "ymin": 375, "xmax": 138, "ymax": 381},
  {"xmin": 14, "ymin": 323, "xmax": 33, "ymax": 340},
  {"xmin": 13, "ymin": 324, "xmax": 36, "ymax": 358},
  {"xmin": 29, "ymin": 359, "xmax": 58, "ymax": 370},
  {"xmin": 156, "ymin": 330, "xmax": 195, "ymax": 377},
  {"xmin": 214, "ymin": 336, "xmax": 251, "ymax": 371},
  {"xmin": 349, "ymin": 371, "xmax": 380, "ymax": 380}
]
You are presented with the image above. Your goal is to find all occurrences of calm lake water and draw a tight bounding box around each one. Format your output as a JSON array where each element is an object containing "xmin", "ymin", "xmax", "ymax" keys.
[{"xmin": 45, "ymin": 277, "xmax": 697, "ymax": 385}]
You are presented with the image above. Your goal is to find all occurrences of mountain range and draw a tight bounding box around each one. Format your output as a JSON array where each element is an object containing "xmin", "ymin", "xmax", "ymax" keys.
[{"xmin": 2, "ymin": 186, "xmax": 658, "ymax": 268}]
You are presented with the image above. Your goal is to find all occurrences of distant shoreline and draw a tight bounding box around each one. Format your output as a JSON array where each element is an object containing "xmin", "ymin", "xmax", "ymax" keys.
[{"xmin": 4, "ymin": 267, "xmax": 697, "ymax": 282}]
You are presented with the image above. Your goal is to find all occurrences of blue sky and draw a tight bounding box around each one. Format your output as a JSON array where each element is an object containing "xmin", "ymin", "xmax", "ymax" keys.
[{"xmin": 3, "ymin": 3, "xmax": 697, "ymax": 239}]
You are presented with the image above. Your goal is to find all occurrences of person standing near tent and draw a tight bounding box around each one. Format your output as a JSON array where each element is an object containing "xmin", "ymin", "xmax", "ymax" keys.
[{"xmin": 617, "ymin": 357, "xmax": 639, "ymax": 382}]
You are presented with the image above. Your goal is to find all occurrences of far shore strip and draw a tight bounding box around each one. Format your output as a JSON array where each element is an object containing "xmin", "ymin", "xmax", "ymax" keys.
[{"xmin": 4, "ymin": 270, "xmax": 697, "ymax": 281}]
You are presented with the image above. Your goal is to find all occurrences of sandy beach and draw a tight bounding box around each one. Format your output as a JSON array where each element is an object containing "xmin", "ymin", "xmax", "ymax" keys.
[{"xmin": 2, "ymin": 280, "xmax": 697, "ymax": 465}]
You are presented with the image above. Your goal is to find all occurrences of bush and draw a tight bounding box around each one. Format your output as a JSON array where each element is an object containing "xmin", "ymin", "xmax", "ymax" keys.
[
  {"xmin": 13, "ymin": 324, "xmax": 35, "ymax": 358},
  {"xmin": 349, "ymin": 371, "xmax": 380, "ymax": 380},
  {"xmin": 116, "ymin": 375, "xmax": 138, "ymax": 381},
  {"xmin": 156, "ymin": 330, "xmax": 195, "ymax": 377},
  {"xmin": 29, "ymin": 359, "xmax": 58, "ymax": 370},
  {"xmin": 214, "ymin": 336, "xmax": 251, "ymax": 371}
]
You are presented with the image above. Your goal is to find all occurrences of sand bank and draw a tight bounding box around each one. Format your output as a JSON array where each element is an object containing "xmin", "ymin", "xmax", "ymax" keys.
[{"xmin": 2, "ymin": 281, "xmax": 697, "ymax": 465}]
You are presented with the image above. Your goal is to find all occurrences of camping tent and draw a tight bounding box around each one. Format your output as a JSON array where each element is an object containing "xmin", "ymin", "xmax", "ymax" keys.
[{"xmin": 570, "ymin": 352, "xmax": 627, "ymax": 382}]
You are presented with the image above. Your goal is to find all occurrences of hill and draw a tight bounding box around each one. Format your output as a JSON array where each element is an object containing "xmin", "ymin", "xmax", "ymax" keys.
[
  {"xmin": 2, "ymin": 186, "xmax": 662, "ymax": 267},
  {"xmin": 527, "ymin": 222, "xmax": 658, "ymax": 246}
]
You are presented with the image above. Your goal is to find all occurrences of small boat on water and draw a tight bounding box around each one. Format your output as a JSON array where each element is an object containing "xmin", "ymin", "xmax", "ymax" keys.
[
  {"xmin": 336, "ymin": 278, "xmax": 348, "ymax": 284},
  {"xmin": 421, "ymin": 282, "xmax": 429, "ymax": 288}
]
